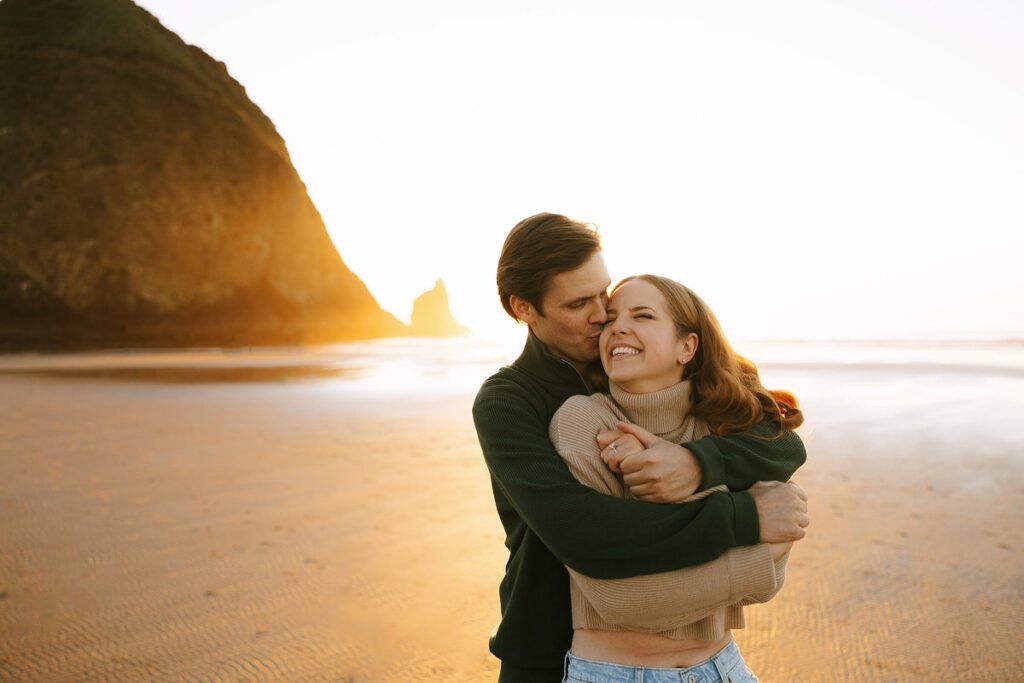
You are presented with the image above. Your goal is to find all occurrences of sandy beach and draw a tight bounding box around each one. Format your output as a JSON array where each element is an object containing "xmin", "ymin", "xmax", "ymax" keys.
[{"xmin": 1, "ymin": 339, "xmax": 1022, "ymax": 681}]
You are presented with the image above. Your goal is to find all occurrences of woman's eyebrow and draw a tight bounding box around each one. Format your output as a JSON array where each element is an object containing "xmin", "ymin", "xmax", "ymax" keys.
[{"xmin": 629, "ymin": 306, "xmax": 655, "ymax": 313}]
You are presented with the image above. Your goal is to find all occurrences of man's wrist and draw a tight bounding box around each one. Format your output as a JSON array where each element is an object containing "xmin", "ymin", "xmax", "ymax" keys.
[
  {"xmin": 730, "ymin": 490, "xmax": 760, "ymax": 546},
  {"xmin": 683, "ymin": 436, "xmax": 723, "ymax": 492},
  {"xmin": 675, "ymin": 444, "xmax": 702, "ymax": 496}
]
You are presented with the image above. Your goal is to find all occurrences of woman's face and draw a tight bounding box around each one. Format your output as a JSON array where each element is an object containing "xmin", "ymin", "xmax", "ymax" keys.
[{"xmin": 599, "ymin": 279, "xmax": 697, "ymax": 393}]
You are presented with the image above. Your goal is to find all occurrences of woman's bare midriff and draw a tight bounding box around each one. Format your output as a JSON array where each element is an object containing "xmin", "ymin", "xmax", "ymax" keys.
[{"xmin": 571, "ymin": 629, "xmax": 732, "ymax": 668}]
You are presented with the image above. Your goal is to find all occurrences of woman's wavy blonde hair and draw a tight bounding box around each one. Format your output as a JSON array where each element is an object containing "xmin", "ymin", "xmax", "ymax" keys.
[{"xmin": 612, "ymin": 275, "xmax": 803, "ymax": 435}]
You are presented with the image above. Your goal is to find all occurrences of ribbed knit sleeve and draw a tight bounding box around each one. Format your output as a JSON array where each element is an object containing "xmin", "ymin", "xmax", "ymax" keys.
[
  {"xmin": 566, "ymin": 545, "xmax": 778, "ymax": 635},
  {"xmin": 734, "ymin": 552, "xmax": 789, "ymax": 607},
  {"xmin": 550, "ymin": 394, "xmax": 782, "ymax": 638},
  {"xmin": 474, "ymin": 379, "xmax": 755, "ymax": 580},
  {"xmin": 686, "ymin": 420, "xmax": 806, "ymax": 493}
]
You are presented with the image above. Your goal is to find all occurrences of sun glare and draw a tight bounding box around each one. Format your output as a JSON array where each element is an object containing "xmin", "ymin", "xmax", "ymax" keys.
[{"xmin": 138, "ymin": 0, "xmax": 1023, "ymax": 341}]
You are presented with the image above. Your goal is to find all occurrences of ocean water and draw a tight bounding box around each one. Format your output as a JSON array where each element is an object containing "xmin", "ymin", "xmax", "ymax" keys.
[
  {"xmin": 2, "ymin": 334, "xmax": 1023, "ymax": 449},
  {"xmin": 1, "ymin": 334, "xmax": 1021, "ymax": 383},
  {"xmin": 2, "ymin": 334, "xmax": 1021, "ymax": 380}
]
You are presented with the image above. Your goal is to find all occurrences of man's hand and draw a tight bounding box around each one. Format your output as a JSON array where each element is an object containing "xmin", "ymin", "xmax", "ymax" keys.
[
  {"xmin": 768, "ymin": 541, "xmax": 794, "ymax": 561},
  {"xmin": 749, "ymin": 480, "xmax": 809, "ymax": 542},
  {"xmin": 598, "ymin": 421, "xmax": 702, "ymax": 503}
]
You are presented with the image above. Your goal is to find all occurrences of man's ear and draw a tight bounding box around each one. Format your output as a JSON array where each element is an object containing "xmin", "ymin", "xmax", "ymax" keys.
[{"xmin": 509, "ymin": 295, "xmax": 537, "ymax": 325}]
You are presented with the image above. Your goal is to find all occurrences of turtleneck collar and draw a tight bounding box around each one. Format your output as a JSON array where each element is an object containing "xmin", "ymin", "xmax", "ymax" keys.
[{"xmin": 609, "ymin": 380, "xmax": 694, "ymax": 435}]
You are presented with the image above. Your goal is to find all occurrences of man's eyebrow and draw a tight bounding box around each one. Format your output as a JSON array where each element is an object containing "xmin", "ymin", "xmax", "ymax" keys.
[{"xmin": 562, "ymin": 292, "xmax": 603, "ymax": 307}]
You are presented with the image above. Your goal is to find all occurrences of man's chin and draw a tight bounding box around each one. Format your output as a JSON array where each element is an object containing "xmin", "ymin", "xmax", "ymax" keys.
[{"xmin": 561, "ymin": 349, "xmax": 598, "ymax": 369}]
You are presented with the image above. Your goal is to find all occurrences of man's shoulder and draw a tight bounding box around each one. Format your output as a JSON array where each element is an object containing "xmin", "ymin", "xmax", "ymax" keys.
[
  {"xmin": 476, "ymin": 364, "xmax": 523, "ymax": 394},
  {"xmin": 473, "ymin": 366, "xmax": 533, "ymax": 411},
  {"xmin": 472, "ymin": 367, "xmax": 557, "ymax": 441}
]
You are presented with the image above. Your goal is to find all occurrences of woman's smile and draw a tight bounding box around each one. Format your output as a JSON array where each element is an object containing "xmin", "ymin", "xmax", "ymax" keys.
[{"xmin": 609, "ymin": 344, "xmax": 642, "ymax": 362}]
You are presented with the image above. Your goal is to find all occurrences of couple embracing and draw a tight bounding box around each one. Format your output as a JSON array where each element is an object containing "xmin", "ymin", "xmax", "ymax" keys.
[{"xmin": 473, "ymin": 213, "xmax": 810, "ymax": 683}]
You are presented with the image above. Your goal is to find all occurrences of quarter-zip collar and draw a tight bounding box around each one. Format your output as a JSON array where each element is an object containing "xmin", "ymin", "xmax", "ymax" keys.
[{"xmin": 513, "ymin": 329, "xmax": 592, "ymax": 393}]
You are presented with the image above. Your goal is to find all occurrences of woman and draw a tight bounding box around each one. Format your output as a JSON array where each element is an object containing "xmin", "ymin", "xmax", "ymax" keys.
[{"xmin": 549, "ymin": 274, "xmax": 804, "ymax": 682}]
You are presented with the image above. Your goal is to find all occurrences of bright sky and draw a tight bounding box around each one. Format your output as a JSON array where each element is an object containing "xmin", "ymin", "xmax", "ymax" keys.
[{"xmin": 138, "ymin": 0, "xmax": 1022, "ymax": 340}]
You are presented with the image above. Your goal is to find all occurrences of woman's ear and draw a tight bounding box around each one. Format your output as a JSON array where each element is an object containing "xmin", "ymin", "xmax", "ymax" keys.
[{"xmin": 677, "ymin": 332, "xmax": 699, "ymax": 365}]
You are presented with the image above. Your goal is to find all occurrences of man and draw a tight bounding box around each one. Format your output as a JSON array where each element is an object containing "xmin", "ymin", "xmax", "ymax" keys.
[{"xmin": 473, "ymin": 213, "xmax": 809, "ymax": 682}]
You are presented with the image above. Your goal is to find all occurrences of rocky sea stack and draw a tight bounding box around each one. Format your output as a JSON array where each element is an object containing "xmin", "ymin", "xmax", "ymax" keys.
[
  {"xmin": 0, "ymin": 0, "xmax": 459, "ymax": 350},
  {"xmin": 409, "ymin": 279, "xmax": 468, "ymax": 337}
]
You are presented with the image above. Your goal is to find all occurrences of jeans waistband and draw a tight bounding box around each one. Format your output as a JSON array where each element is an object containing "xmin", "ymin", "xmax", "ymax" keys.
[{"xmin": 564, "ymin": 638, "xmax": 743, "ymax": 683}]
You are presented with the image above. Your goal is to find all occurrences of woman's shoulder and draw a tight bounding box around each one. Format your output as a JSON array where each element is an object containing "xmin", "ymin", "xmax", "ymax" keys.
[{"xmin": 550, "ymin": 393, "xmax": 624, "ymax": 439}]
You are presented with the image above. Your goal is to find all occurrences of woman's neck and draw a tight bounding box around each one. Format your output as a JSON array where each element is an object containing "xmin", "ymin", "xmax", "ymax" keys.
[{"xmin": 608, "ymin": 380, "xmax": 694, "ymax": 435}]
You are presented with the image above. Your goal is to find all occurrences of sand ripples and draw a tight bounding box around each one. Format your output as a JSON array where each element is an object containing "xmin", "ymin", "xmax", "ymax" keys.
[{"xmin": 2, "ymin": 354, "xmax": 1021, "ymax": 681}]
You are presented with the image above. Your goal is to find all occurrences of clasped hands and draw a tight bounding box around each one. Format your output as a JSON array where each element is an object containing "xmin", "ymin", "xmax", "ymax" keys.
[{"xmin": 597, "ymin": 422, "xmax": 702, "ymax": 503}]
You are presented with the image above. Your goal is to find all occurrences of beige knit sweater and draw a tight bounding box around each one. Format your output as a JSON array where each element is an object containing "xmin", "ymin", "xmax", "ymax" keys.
[{"xmin": 549, "ymin": 379, "xmax": 788, "ymax": 640}]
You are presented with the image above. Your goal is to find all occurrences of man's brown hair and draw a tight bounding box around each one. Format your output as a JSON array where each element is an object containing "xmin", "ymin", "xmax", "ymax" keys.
[{"xmin": 496, "ymin": 212, "xmax": 601, "ymax": 321}]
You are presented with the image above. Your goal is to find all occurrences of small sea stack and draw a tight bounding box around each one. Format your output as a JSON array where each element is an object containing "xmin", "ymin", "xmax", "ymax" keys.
[{"xmin": 408, "ymin": 279, "xmax": 469, "ymax": 337}]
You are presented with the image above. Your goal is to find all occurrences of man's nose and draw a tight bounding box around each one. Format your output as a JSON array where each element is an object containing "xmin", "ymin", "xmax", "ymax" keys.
[{"xmin": 589, "ymin": 303, "xmax": 608, "ymax": 325}]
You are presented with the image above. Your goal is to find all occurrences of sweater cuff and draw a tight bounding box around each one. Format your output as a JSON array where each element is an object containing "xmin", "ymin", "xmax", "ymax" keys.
[
  {"xmin": 730, "ymin": 491, "xmax": 760, "ymax": 547},
  {"xmin": 684, "ymin": 435, "xmax": 725, "ymax": 491},
  {"xmin": 726, "ymin": 544, "xmax": 777, "ymax": 602}
]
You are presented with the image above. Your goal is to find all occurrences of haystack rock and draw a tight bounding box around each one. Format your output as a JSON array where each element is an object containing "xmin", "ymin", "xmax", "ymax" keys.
[
  {"xmin": 0, "ymin": 0, "xmax": 420, "ymax": 350},
  {"xmin": 408, "ymin": 280, "xmax": 469, "ymax": 337}
]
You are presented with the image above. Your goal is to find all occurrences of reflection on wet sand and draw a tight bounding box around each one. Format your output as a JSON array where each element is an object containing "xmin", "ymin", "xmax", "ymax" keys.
[{"xmin": 0, "ymin": 364, "xmax": 364, "ymax": 384}]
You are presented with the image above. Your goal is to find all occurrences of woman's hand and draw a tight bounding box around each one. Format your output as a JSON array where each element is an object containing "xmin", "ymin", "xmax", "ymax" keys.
[
  {"xmin": 768, "ymin": 541, "xmax": 794, "ymax": 561},
  {"xmin": 596, "ymin": 428, "xmax": 644, "ymax": 472},
  {"xmin": 597, "ymin": 422, "xmax": 702, "ymax": 502}
]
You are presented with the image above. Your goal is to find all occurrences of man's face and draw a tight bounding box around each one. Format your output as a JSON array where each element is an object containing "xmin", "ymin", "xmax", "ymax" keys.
[{"xmin": 516, "ymin": 252, "xmax": 611, "ymax": 368}]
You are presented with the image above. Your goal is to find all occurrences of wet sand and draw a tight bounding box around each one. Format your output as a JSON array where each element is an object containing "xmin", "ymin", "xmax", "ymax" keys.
[{"xmin": 0, "ymin": 350, "xmax": 1021, "ymax": 681}]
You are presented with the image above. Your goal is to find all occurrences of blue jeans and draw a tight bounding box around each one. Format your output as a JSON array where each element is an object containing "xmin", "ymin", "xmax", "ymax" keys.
[{"xmin": 562, "ymin": 638, "xmax": 758, "ymax": 683}]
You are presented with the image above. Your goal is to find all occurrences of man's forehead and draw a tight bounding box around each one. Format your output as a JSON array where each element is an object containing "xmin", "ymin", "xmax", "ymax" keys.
[{"xmin": 548, "ymin": 258, "xmax": 611, "ymax": 303}]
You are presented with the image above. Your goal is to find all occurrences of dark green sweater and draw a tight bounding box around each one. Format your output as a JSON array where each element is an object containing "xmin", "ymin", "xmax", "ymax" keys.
[{"xmin": 472, "ymin": 332, "xmax": 806, "ymax": 679}]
